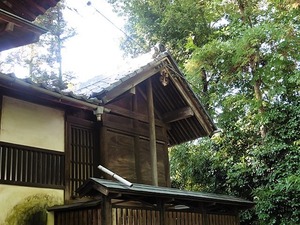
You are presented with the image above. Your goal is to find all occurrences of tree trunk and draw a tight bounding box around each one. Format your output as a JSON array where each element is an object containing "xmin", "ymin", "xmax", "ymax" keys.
[
  {"xmin": 201, "ymin": 68, "xmax": 209, "ymax": 109},
  {"xmin": 254, "ymin": 78, "xmax": 267, "ymax": 138}
]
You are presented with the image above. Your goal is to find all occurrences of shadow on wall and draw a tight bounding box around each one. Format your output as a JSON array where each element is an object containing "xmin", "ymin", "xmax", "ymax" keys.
[{"xmin": 4, "ymin": 194, "xmax": 62, "ymax": 225}]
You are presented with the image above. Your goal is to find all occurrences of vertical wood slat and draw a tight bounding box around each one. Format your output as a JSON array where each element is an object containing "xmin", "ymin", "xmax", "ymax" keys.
[
  {"xmin": 0, "ymin": 141, "xmax": 64, "ymax": 188},
  {"xmin": 55, "ymin": 208, "xmax": 102, "ymax": 225},
  {"xmin": 2, "ymin": 146, "xmax": 7, "ymax": 180},
  {"xmin": 54, "ymin": 207, "xmax": 239, "ymax": 225},
  {"xmin": 164, "ymin": 211, "xmax": 239, "ymax": 225},
  {"xmin": 112, "ymin": 208, "xmax": 161, "ymax": 225},
  {"xmin": 69, "ymin": 123, "xmax": 95, "ymax": 198}
]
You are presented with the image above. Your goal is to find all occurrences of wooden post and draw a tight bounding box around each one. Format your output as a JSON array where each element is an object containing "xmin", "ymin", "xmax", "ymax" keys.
[
  {"xmin": 133, "ymin": 93, "xmax": 142, "ymax": 182},
  {"xmin": 202, "ymin": 209, "xmax": 209, "ymax": 225},
  {"xmin": 101, "ymin": 196, "xmax": 112, "ymax": 225},
  {"xmin": 147, "ymin": 78, "xmax": 158, "ymax": 186},
  {"xmin": 158, "ymin": 199, "xmax": 165, "ymax": 225}
]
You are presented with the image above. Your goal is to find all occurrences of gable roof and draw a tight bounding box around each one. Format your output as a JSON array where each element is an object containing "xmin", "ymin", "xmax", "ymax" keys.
[
  {"xmin": 76, "ymin": 178, "xmax": 254, "ymax": 210},
  {"xmin": 0, "ymin": 51, "xmax": 217, "ymax": 145},
  {"xmin": 79, "ymin": 52, "xmax": 217, "ymax": 145},
  {"xmin": 0, "ymin": 0, "xmax": 59, "ymax": 51}
]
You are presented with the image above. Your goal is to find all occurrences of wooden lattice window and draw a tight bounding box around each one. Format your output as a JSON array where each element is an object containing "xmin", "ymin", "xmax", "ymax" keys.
[
  {"xmin": 66, "ymin": 117, "xmax": 98, "ymax": 198},
  {"xmin": 0, "ymin": 141, "xmax": 64, "ymax": 188}
]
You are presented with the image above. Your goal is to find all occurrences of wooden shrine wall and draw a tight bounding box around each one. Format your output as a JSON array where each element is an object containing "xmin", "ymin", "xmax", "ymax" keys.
[
  {"xmin": 54, "ymin": 206, "xmax": 240, "ymax": 225},
  {"xmin": 100, "ymin": 114, "xmax": 170, "ymax": 186}
]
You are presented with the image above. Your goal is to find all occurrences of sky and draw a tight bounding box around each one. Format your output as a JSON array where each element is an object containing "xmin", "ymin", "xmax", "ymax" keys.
[{"xmin": 62, "ymin": 0, "xmax": 128, "ymax": 82}]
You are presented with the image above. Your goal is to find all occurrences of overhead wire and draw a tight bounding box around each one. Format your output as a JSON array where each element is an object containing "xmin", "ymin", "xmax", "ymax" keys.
[
  {"xmin": 64, "ymin": 1, "xmax": 147, "ymax": 93},
  {"xmin": 86, "ymin": 1, "xmax": 145, "ymax": 51},
  {"xmin": 65, "ymin": 1, "xmax": 145, "ymax": 54}
]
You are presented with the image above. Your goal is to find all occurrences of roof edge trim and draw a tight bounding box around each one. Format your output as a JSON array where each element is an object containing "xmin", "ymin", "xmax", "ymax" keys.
[{"xmin": 0, "ymin": 9, "xmax": 48, "ymax": 33}]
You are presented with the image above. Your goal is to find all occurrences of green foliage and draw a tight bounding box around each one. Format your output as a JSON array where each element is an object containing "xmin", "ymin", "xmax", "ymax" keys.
[
  {"xmin": 255, "ymin": 176, "xmax": 300, "ymax": 225},
  {"xmin": 170, "ymin": 140, "xmax": 227, "ymax": 193},
  {"xmin": 108, "ymin": 0, "xmax": 220, "ymax": 60}
]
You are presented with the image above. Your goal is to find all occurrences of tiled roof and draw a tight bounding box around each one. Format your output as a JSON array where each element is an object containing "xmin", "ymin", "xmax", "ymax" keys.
[
  {"xmin": 0, "ymin": 72, "xmax": 101, "ymax": 107},
  {"xmin": 75, "ymin": 52, "xmax": 163, "ymax": 96}
]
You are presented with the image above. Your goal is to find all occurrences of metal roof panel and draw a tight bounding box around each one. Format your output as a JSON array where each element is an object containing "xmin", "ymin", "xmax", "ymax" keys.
[{"xmin": 77, "ymin": 178, "xmax": 254, "ymax": 209}]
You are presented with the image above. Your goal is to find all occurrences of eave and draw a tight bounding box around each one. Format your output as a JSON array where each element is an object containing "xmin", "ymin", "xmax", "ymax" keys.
[
  {"xmin": 76, "ymin": 178, "xmax": 254, "ymax": 211},
  {"xmin": 0, "ymin": 0, "xmax": 59, "ymax": 22},
  {"xmin": 0, "ymin": 73, "xmax": 102, "ymax": 111},
  {"xmin": 0, "ymin": 9, "xmax": 47, "ymax": 51}
]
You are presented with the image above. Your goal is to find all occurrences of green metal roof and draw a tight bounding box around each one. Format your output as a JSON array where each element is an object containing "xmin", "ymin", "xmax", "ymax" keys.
[{"xmin": 77, "ymin": 178, "xmax": 254, "ymax": 210}]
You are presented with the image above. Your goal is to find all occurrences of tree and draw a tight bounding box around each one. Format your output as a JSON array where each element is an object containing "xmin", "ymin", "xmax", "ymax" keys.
[
  {"xmin": 107, "ymin": 0, "xmax": 218, "ymax": 60},
  {"xmin": 182, "ymin": 1, "xmax": 300, "ymax": 224}
]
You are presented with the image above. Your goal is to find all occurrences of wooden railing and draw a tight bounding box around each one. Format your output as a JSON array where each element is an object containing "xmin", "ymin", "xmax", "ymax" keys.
[{"xmin": 0, "ymin": 141, "xmax": 64, "ymax": 188}]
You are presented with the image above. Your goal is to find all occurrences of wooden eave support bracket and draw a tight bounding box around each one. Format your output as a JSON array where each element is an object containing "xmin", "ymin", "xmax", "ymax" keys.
[
  {"xmin": 161, "ymin": 58, "xmax": 215, "ymax": 135},
  {"xmin": 162, "ymin": 106, "xmax": 194, "ymax": 123}
]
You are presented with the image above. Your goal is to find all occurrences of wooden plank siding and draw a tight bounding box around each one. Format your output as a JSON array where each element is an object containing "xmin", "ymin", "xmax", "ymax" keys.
[
  {"xmin": 102, "ymin": 113, "xmax": 166, "ymax": 142},
  {"xmin": 54, "ymin": 206, "xmax": 239, "ymax": 225},
  {"xmin": 100, "ymin": 88, "xmax": 170, "ymax": 187},
  {"xmin": 113, "ymin": 208, "xmax": 160, "ymax": 225},
  {"xmin": 100, "ymin": 128, "xmax": 170, "ymax": 187},
  {"xmin": 0, "ymin": 141, "xmax": 64, "ymax": 188},
  {"xmin": 55, "ymin": 208, "xmax": 101, "ymax": 225}
]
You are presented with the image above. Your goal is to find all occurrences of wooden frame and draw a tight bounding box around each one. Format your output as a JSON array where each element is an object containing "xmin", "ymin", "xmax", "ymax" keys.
[{"xmin": 65, "ymin": 116, "xmax": 99, "ymax": 200}]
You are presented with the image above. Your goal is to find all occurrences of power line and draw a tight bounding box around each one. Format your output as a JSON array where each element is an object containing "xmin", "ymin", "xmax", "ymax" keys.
[{"xmin": 86, "ymin": 1, "xmax": 144, "ymax": 50}]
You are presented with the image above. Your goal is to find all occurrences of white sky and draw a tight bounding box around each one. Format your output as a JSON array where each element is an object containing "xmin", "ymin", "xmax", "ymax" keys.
[{"xmin": 62, "ymin": 0, "xmax": 128, "ymax": 82}]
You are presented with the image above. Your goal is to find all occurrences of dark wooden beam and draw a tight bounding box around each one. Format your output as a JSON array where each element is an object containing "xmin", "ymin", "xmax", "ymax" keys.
[
  {"xmin": 162, "ymin": 106, "xmax": 194, "ymax": 123},
  {"xmin": 100, "ymin": 64, "xmax": 161, "ymax": 104},
  {"xmin": 6, "ymin": 0, "xmax": 37, "ymax": 20},
  {"xmin": 27, "ymin": 0, "xmax": 47, "ymax": 14},
  {"xmin": 0, "ymin": 2, "xmax": 12, "ymax": 13},
  {"xmin": 106, "ymin": 104, "xmax": 165, "ymax": 127}
]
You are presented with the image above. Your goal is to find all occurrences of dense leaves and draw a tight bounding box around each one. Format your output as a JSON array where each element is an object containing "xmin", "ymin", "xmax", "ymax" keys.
[{"xmin": 110, "ymin": 0, "xmax": 300, "ymax": 224}]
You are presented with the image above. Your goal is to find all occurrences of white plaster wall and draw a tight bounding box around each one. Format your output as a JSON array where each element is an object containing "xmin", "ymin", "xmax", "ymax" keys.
[
  {"xmin": 0, "ymin": 96, "xmax": 64, "ymax": 152},
  {"xmin": 0, "ymin": 184, "xmax": 64, "ymax": 225}
]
